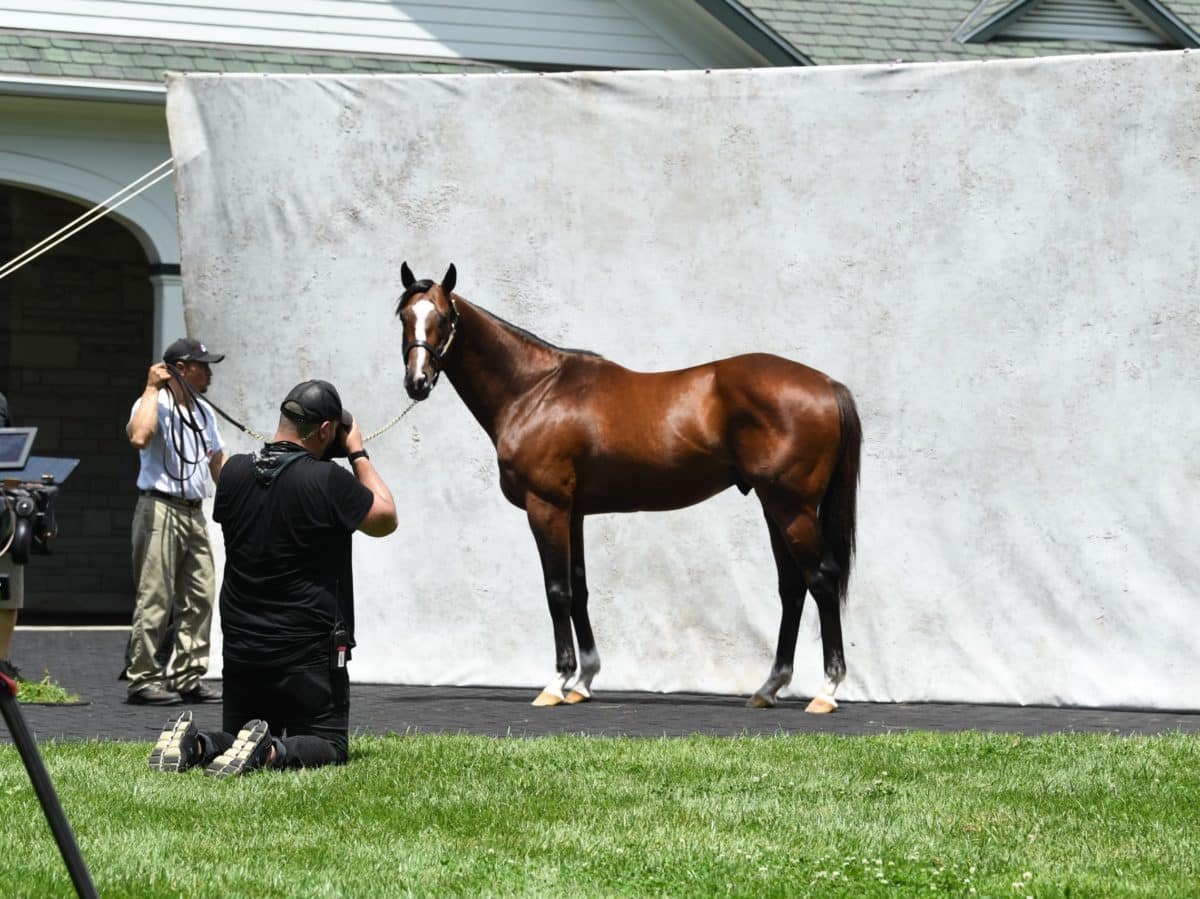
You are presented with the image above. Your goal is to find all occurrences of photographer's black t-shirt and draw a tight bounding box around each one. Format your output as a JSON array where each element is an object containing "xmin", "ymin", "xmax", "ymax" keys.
[{"xmin": 213, "ymin": 448, "xmax": 374, "ymax": 670}]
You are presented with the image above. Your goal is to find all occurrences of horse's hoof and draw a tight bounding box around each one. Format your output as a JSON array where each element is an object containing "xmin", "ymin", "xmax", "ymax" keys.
[
  {"xmin": 532, "ymin": 690, "xmax": 564, "ymax": 707},
  {"xmin": 746, "ymin": 693, "xmax": 776, "ymax": 709},
  {"xmin": 805, "ymin": 695, "xmax": 839, "ymax": 714},
  {"xmin": 565, "ymin": 689, "xmax": 591, "ymax": 704}
]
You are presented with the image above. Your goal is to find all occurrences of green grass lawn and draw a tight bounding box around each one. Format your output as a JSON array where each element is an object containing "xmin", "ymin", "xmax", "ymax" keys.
[{"xmin": 1, "ymin": 731, "xmax": 1197, "ymax": 897}]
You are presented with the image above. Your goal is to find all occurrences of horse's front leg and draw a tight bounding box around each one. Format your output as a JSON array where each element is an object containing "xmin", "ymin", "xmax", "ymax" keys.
[
  {"xmin": 526, "ymin": 495, "xmax": 575, "ymax": 707},
  {"xmin": 565, "ymin": 513, "xmax": 599, "ymax": 704}
]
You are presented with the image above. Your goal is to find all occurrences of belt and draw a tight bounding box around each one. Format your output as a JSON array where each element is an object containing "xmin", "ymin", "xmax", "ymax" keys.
[{"xmin": 139, "ymin": 489, "xmax": 203, "ymax": 509}]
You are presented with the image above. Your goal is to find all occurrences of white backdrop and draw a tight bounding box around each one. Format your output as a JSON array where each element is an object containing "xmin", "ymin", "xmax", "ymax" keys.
[{"xmin": 167, "ymin": 51, "xmax": 1200, "ymax": 709}]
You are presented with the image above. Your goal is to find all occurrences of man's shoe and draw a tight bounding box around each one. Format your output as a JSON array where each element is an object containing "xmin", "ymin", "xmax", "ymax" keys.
[
  {"xmin": 205, "ymin": 719, "xmax": 272, "ymax": 778},
  {"xmin": 127, "ymin": 684, "xmax": 183, "ymax": 706},
  {"xmin": 178, "ymin": 682, "xmax": 222, "ymax": 704},
  {"xmin": 149, "ymin": 710, "xmax": 201, "ymax": 772}
]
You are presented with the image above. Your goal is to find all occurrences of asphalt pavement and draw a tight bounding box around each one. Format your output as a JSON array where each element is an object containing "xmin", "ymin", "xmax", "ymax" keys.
[{"xmin": 5, "ymin": 627, "xmax": 1199, "ymax": 744}]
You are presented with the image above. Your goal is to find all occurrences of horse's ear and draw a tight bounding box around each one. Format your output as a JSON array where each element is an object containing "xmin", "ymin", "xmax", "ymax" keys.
[
  {"xmin": 442, "ymin": 263, "xmax": 457, "ymax": 297},
  {"xmin": 401, "ymin": 261, "xmax": 415, "ymax": 289}
]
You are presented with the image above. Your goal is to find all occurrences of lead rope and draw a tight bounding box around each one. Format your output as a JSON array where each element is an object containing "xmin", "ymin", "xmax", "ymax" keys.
[
  {"xmin": 361, "ymin": 400, "xmax": 418, "ymax": 442},
  {"xmin": 161, "ymin": 369, "xmax": 215, "ymax": 496},
  {"xmin": 175, "ymin": 377, "xmax": 417, "ymax": 446}
]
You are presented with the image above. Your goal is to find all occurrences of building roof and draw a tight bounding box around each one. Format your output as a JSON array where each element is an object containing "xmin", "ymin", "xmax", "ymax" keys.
[
  {"xmin": 738, "ymin": 0, "xmax": 1200, "ymax": 65},
  {"xmin": 0, "ymin": 30, "xmax": 503, "ymax": 89},
  {"xmin": 3, "ymin": 1, "xmax": 1200, "ymax": 87}
]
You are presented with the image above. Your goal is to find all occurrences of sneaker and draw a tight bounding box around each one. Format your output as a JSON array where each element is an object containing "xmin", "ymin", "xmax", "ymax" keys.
[
  {"xmin": 178, "ymin": 682, "xmax": 222, "ymax": 704},
  {"xmin": 127, "ymin": 684, "xmax": 183, "ymax": 706},
  {"xmin": 149, "ymin": 710, "xmax": 201, "ymax": 772},
  {"xmin": 204, "ymin": 719, "xmax": 272, "ymax": 778}
]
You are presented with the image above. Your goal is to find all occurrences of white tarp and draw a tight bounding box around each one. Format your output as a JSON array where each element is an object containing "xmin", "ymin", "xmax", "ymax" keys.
[{"xmin": 166, "ymin": 51, "xmax": 1200, "ymax": 709}]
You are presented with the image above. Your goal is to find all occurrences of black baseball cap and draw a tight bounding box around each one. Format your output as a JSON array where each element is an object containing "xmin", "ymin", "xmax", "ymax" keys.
[
  {"xmin": 280, "ymin": 379, "xmax": 353, "ymax": 427},
  {"xmin": 163, "ymin": 337, "xmax": 225, "ymax": 364}
]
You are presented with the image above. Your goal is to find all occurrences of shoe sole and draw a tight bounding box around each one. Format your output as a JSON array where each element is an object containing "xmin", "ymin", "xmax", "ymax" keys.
[
  {"xmin": 204, "ymin": 719, "xmax": 270, "ymax": 778},
  {"xmin": 149, "ymin": 711, "xmax": 196, "ymax": 773},
  {"xmin": 127, "ymin": 693, "xmax": 183, "ymax": 706}
]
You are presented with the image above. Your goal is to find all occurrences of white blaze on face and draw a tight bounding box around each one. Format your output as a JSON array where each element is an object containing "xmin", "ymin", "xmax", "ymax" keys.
[{"xmin": 410, "ymin": 298, "xmax": 436, "ymax": 376}]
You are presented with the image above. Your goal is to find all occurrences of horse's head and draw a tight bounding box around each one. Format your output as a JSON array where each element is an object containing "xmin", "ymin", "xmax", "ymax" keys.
[{"xmin": 395, "ymin": 261, "xmax": 459, "ymax": 400}]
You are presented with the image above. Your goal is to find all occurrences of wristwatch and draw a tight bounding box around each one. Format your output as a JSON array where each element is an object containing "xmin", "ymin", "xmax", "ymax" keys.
[{"xmin": 347, "ymin": 449, "xmax": 369, "ymax": 463}]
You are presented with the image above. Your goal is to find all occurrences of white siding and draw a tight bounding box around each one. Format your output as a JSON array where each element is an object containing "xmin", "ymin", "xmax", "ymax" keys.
[{"xmin": 0, "ymin": 0, "xmax": 766, "ymax": 68}]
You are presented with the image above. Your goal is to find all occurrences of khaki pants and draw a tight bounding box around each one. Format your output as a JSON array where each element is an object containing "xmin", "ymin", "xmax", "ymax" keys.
[{"xmin": 127, "ymin": 495, "xmax": 215, "ymax": 695}]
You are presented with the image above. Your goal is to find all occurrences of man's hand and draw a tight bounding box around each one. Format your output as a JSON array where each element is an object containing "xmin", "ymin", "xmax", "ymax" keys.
[
  {"xmin": 129, "ymin": 362, "xmax": 172, "ymax": 448},
  {"xmin": 341, "ymin": 415, "xmax": 396, "ymax": 536},
  {"xmin": 341, "ymin": 416, "xmax": 364, "ymax": 457},
  {"xmin": 145, "ymin": 362, "xmax": 172, "ymax": 391}
]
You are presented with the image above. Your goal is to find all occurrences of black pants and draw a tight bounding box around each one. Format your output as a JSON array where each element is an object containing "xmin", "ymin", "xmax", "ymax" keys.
[{"xmin": 208, "ymin": 664, "xmax": 350, "ymax": 768}]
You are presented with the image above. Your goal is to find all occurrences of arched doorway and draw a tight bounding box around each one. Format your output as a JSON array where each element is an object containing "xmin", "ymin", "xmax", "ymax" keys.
[{"xmin": 1, "ymin": 184, "xmax": 154, "ymax": 621}]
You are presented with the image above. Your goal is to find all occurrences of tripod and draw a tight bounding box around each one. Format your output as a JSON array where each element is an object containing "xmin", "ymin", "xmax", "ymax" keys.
[{"xmin": 0, "ymin": 666, "xmax": 98, "ymax": 898}]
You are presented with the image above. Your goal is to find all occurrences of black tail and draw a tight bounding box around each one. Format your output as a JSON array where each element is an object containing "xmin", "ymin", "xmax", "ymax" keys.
[{"xmin": 819, "ymin": 381, "xmax": 861, "ymax": 607}]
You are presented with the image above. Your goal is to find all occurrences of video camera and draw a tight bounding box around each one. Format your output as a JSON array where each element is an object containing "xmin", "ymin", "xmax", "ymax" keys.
[{"xmin": 1, "ymin": 427, "xmax": 78, "ymax": 566}]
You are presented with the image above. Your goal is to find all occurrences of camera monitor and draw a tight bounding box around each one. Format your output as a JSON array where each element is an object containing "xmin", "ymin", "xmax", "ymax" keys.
[{"xmin": 0, "ymin": 427, "xmax": 37, "ymax": 471}]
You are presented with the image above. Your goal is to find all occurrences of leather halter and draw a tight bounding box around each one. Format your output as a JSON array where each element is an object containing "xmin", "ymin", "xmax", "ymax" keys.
[{"xmin": 401, "ymin": 295, "xmax": 460, "ymax": 369}]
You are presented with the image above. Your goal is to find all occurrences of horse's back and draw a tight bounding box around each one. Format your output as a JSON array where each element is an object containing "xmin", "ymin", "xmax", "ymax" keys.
[{"xmin": 556, "ymin": 351, "xmax": 842, "ymax": 434}]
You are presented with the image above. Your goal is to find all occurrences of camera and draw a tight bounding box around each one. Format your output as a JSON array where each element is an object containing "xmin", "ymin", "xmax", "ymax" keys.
[
  {"xmin": 1, "ymin": 427, "xmax": 78, "ymax": 566},
  {"xmin": 2, "ymin": 481, "xmax": 61, "ymax": 564},
  {"xmin": 320, "ymin": 415, "xmax": 354, "ymax": 462}
]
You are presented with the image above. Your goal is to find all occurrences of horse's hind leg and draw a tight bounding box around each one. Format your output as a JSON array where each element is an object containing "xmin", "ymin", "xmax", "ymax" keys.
[
  {"xmin": 565, "ymin": 513, "xmax": 600, "ymax": 704},
  {"xmin": 749, "ymin": 513, "xmax": 806, "ymax": 708},
  {"xmin": 526, "ymin": 495, "xmax": 576, "ymax": 707},
  {"xmin": 804, "ymin": 554, "xmax": 846, "ymax": 714},
  {"xmin": 761, "ymin": 505, "xmax": 846, "ymax": 714}
]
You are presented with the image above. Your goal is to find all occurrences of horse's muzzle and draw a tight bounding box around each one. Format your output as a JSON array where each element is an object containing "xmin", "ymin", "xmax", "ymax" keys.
[{"xmin": 405, "ymin": 374, "xmax": 433, "ymax": 401}]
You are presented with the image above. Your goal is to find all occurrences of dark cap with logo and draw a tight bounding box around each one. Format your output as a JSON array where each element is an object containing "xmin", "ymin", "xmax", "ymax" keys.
[
  {"xmin": 280, "ymin": 379, "xmax": 353, "ymax": 427},
  {"xmin": 163, "ymin": 337, "xmax": 225, "ymax": 364}
]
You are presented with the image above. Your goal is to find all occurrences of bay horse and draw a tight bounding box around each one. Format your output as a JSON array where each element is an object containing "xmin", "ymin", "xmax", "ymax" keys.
[{"xmin": 395, "ymin": 263, "xmax": 861, "ymax": 713}]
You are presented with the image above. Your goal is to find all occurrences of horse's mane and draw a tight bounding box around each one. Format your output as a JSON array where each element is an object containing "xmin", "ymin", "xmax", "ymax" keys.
[
  {"xmin": 476, "ymin": 303, "xmax": 603, "ymax": 360},
  {"xmin": 396, "ymin": 280, "xmax": 602, "ymax": 359}
]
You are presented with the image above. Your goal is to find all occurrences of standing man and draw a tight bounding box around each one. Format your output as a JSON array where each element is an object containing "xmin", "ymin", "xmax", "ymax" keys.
[
  {"xmin": 125, "ymin": 338, "xmax": 226, "ymax": 705},
  {"xmin": 0, "ymin": 389, "xmax": 22, "ymax": 681},
  {"xmin": 148, "ymin": 379, "xmax": 396, "ymax": 776}
]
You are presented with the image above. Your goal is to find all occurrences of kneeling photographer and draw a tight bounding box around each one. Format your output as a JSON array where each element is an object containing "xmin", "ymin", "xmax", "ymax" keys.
[{"xmin": 149, "ymin": 379, "xmax": 397, "ymax": 777}]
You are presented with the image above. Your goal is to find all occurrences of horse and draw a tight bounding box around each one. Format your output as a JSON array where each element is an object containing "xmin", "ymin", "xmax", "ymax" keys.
[{"xmin": 394, "ymin": 263, "xmax": 862, "ymax": 713}]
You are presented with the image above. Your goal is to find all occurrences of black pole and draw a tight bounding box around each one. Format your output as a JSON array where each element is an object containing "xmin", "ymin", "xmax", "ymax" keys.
[{"xmin": 0, "ymin": 671, "xmax": 98, "ymax": 899}]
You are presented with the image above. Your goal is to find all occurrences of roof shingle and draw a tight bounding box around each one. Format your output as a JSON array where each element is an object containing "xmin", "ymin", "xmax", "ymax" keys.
[
  {"xmin": 0, "ymin": 29, "xmax": 504, "ymax": 85},
  {"xmin": 740, "ymin": 0, "xmax": 1200, "ymax": 65}
]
